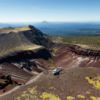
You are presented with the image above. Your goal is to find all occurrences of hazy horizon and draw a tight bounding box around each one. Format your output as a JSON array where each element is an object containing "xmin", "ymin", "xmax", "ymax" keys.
[{"xmin": 1, "ymin": 21, "xmax": 100, "ymax": 24}]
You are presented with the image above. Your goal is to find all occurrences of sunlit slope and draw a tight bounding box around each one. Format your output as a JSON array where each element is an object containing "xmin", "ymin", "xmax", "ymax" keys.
[{"xmin": 0, "ymin": 25, "xmax": 52, "ymax": 58}]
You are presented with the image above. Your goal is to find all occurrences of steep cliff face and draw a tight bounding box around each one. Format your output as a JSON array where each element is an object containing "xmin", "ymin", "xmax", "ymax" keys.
[
  {"xmin": 68, "ymin": 44, "xmax": 100, "ymax": 57},
  {"xmin": 22, "ymin": 25, "xmax": 53, "ymax": 48},
  {"xmin": 54, "ymin": 44, "xmax": 100, "ymax": 68}
]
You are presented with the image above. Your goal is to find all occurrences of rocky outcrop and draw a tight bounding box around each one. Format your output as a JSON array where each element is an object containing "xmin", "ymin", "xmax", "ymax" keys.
[
  {"xmin": 0, "ymin": 48, "xmax": 51, "ymax": 63},
  {"xmin": 67, "ymin": 44, "xmax": 100, "ymax": 57}
]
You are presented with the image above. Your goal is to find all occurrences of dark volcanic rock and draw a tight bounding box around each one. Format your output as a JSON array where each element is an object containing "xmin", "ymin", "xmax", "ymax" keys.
[{"xmin": 68, "ymin": 44, "xmax": 100, "ymax": 57}]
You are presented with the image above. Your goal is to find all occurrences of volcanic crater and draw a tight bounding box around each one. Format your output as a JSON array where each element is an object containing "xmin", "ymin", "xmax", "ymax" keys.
[{"xmin": 0, "ymin": 25, "xmax": 100, "ymax": 100}]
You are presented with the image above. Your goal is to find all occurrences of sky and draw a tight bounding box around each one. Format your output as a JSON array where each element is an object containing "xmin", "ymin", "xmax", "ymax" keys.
[{"xmin": 0, "ymin": 0, "xmax": 100, "ymax": 23}]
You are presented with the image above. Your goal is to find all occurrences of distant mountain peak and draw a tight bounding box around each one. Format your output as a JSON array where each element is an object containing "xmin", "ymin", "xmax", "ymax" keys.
[{"xmin": 41, "ymin": 21, "xmax": 48, "ymax": 24}]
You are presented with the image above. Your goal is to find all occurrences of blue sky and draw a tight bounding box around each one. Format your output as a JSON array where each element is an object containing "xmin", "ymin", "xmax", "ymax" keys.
[{"xmin": 0, "ymin": 0, "xmax": 100, "ymax": 22}]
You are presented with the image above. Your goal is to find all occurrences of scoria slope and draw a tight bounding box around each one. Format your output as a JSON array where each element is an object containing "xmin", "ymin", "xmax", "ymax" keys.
[{"xmin": 1, "ymin": 67, "xmax": 100, "ymax": 100}]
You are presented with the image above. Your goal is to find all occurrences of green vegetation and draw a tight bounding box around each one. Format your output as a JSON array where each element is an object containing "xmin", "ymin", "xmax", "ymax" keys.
[{"xmin": 62, "ymin": 36, "xmax": 100, "ymax": 50}]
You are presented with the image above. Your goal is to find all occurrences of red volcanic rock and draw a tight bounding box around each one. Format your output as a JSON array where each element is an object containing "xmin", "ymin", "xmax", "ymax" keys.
[{"xmin": 54, "ymin": 44, "xmax": 100, "ymax": 68}]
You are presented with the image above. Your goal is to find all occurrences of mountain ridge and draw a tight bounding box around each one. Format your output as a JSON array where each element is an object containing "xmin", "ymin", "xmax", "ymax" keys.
[{"xmin": 0, "ymin": 25, "xmax": 53, "ymax": 59}]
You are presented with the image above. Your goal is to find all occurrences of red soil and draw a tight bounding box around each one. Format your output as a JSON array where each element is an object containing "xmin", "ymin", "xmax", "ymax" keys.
[{"xmin": 54, "ymin": 44, "xmax": 100, "ymax": 68}]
